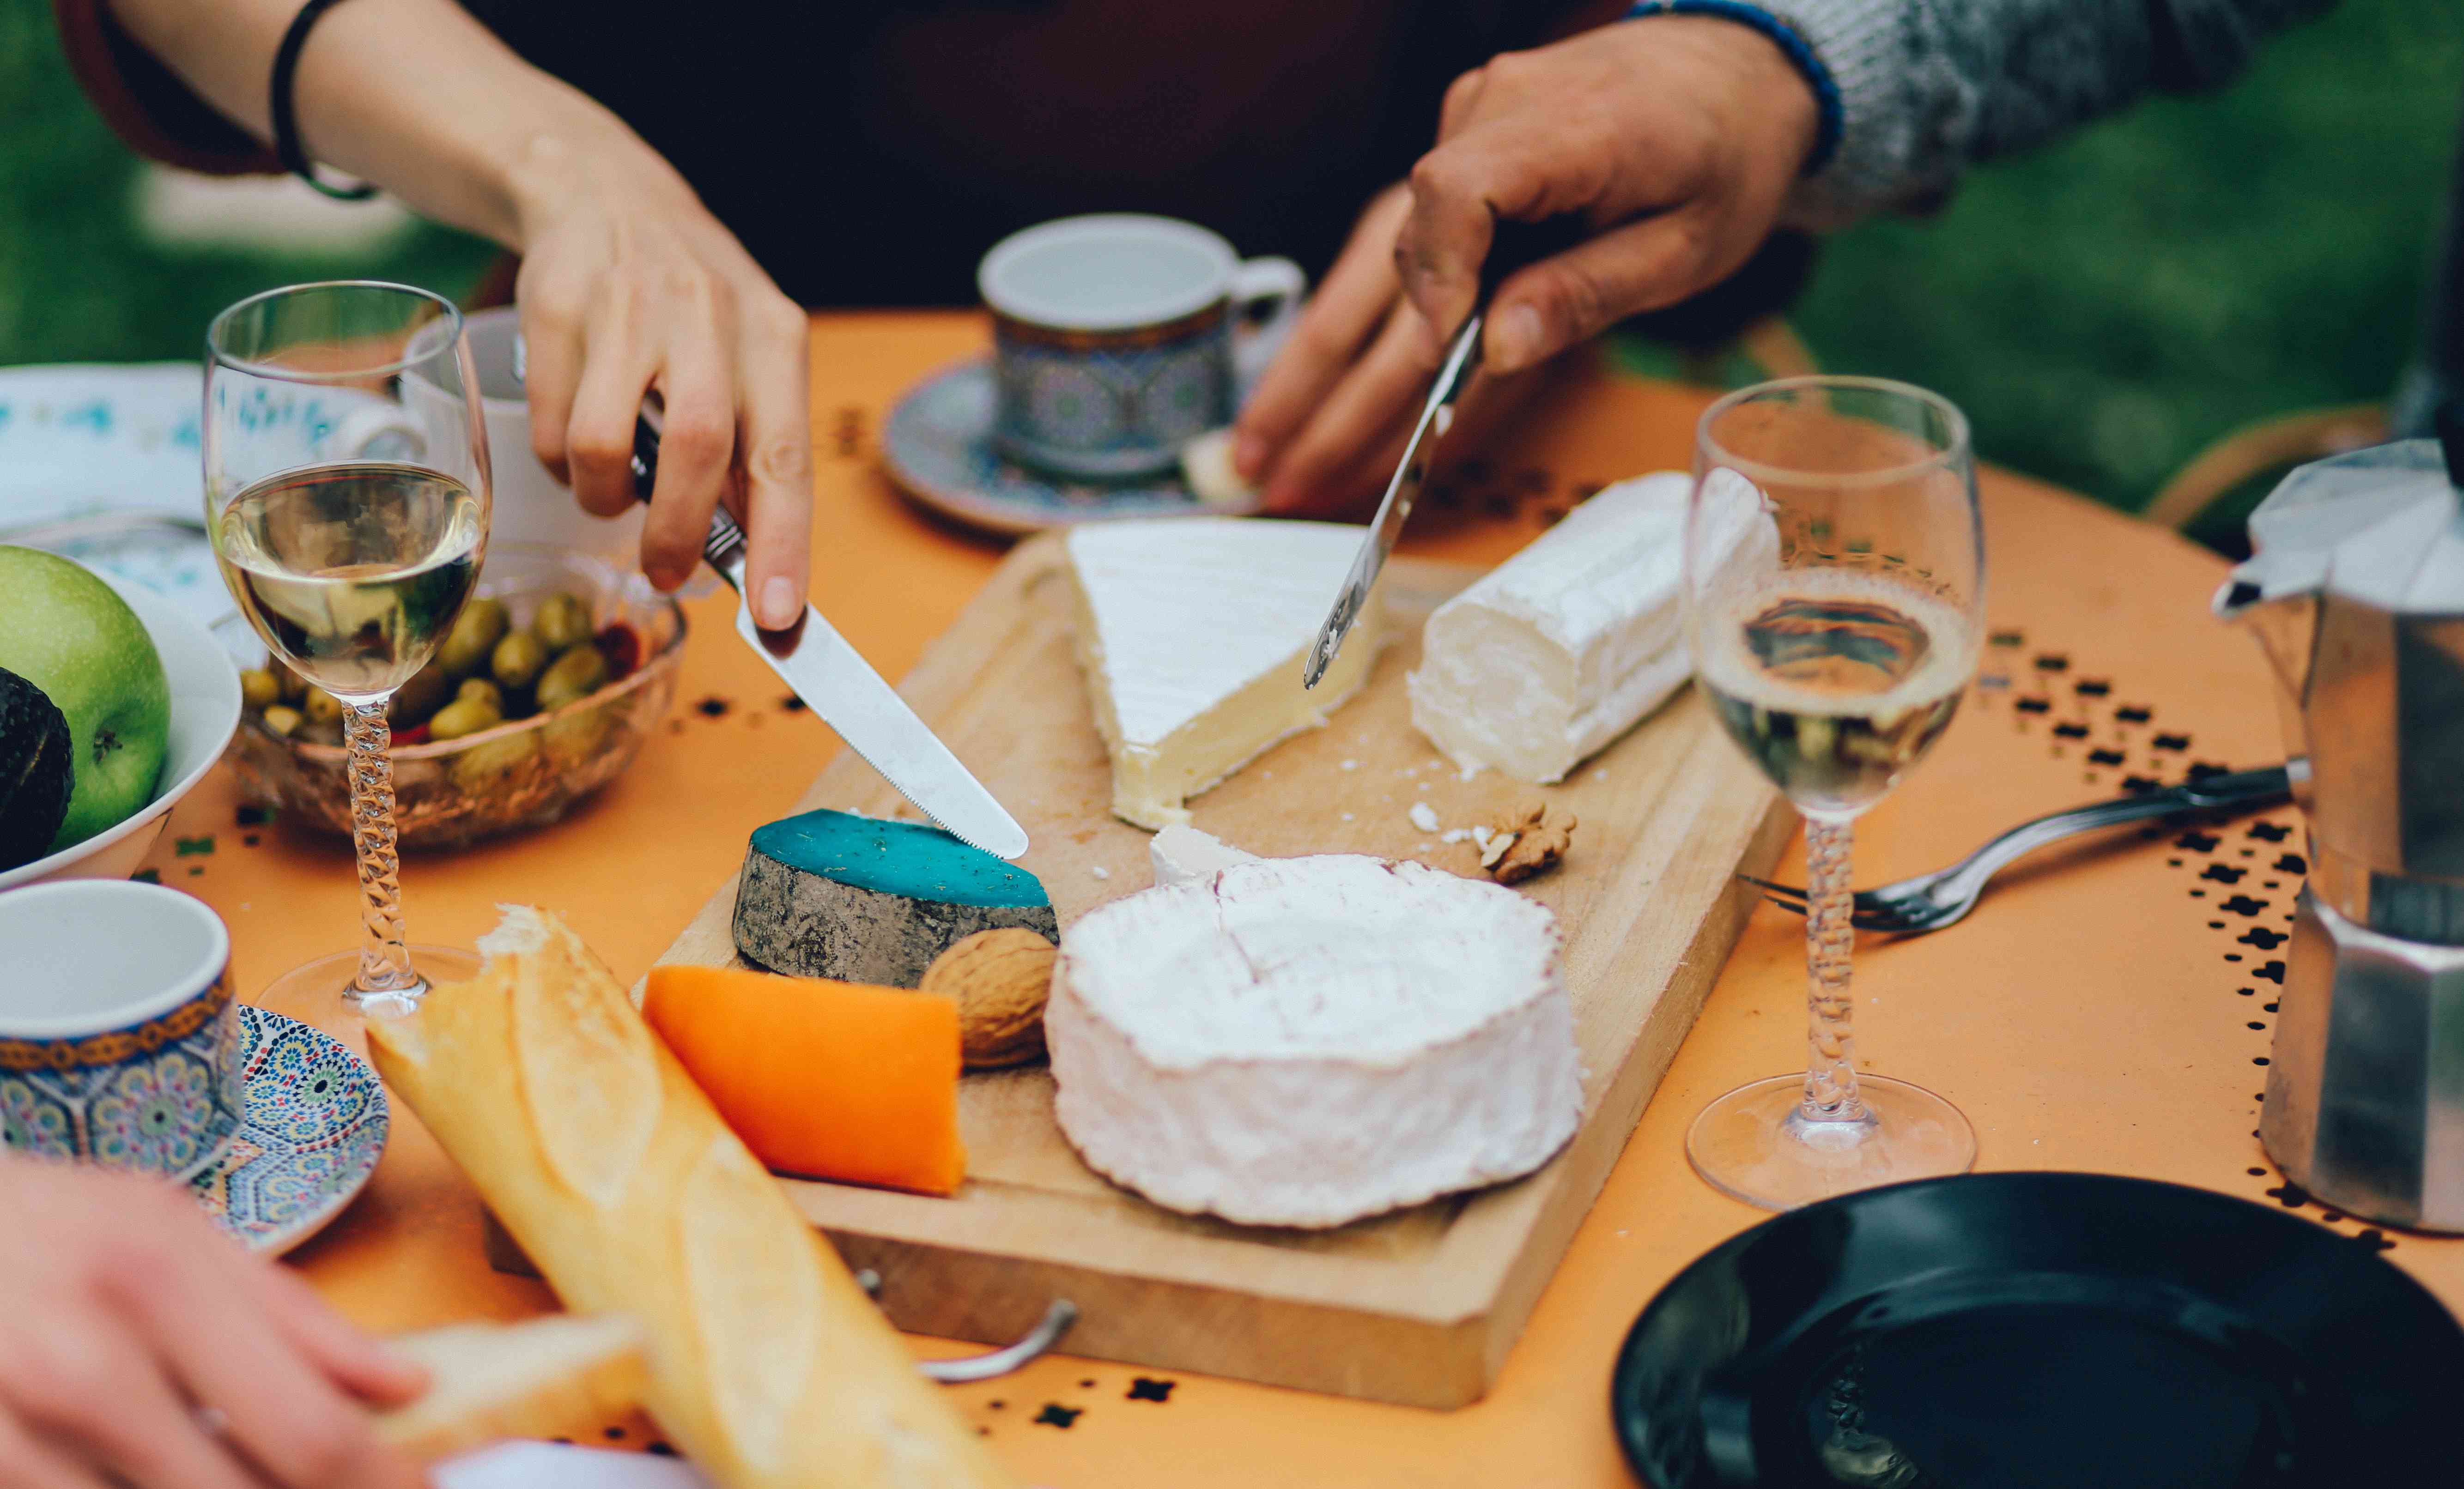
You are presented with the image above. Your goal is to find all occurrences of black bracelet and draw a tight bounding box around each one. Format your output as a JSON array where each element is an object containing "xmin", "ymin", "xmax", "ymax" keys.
[{"xmin": 270, "ymin": 0, "xmax": 378, "ymax": 201}]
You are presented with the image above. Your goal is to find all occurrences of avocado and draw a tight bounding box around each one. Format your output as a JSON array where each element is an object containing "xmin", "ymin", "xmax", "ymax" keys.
[{"xmin": 0, "ymin": 667, "xmax": 73, "ymax": 870}]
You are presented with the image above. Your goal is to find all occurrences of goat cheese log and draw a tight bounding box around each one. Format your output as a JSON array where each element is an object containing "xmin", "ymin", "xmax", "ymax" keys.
[{"xmin": 1407, "ymin": 472, "xmax": 1701, "ymax": 784}]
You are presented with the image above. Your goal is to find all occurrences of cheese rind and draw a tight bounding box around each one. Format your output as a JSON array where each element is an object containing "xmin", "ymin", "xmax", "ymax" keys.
[
  {"xmin": 1067, "ymin": 518, "xmax": 1384, "ymax": 829},
  {"xmin": 732, "ymin": 810, "xmax": 1056, "ymax": 987},
  {"xmin": 1407, "ymin": 472, "xmax": 1695, "ymax": 784},
  {"xmin": 1047, "ymin": 855, "xmax": 1581, "ymax": 1228}
]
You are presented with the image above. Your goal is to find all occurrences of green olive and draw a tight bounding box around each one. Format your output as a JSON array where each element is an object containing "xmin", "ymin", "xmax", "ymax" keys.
[
  {"xmin": 450, "ymin": 730, "xmax": 539, "ymax": 791},
  {"xmin": 239, "ymin": 669, "xmax": 282, "ymax": 712},
  {"xmin": 302, "ymin": 689, "xmax": 344, "ymax": 726},
  {"xmin": 541, "ymin": 707, "xmax": 611, "ymax": 768},
  {"xmin": 455, "ymin": 677, "xmax": 504, "ymax": 712},
  {"xmin": 535, "ymin": 645, "xmax": 611, "ymax": 712},
  {"xmin": 491, "ymin": 630, "xmax": 548, "ymax": 690},
  {"xmin": 260, "ymin": 704, "xmax": 303, "ymax": 738},
  {"xmin": 532, "ymin": 592, "xmax": 595, "ymax": 653},
  {"xmin": 437, "ymin": 597, "xmax": 510, "ymax": 679},
  {"xmin": 426, "ymin": 696, "xmax": 504, "ymax": 741},
  {"xmin": 389, "ymin": 662, "xmax": 451, "ymax": 726}
]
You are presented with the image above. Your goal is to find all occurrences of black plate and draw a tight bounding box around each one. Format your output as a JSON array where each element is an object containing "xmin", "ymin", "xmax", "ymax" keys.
[{"xmin": 1612, "ymin": 1173, "xmax": 2464, "ymax": 1487}]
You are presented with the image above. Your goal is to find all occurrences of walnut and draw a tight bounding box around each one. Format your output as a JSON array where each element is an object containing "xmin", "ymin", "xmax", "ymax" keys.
[
  {"xmin": 920, "ymin": 928, "xmax": 1056, "ymax": 1068},
  {"xmin": 1483, "ymin": 804, "xmax": 1575, "ymax": 885}
]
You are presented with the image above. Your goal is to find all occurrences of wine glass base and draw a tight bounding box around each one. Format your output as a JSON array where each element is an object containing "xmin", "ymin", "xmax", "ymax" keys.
[
  {"xmin": 1686, "ymin": 1073, "xmax": 1976, "ymax": 1211},
  {"xmin": 253, "ymin": 945, "xmax": 483, "ymax": 1026}
]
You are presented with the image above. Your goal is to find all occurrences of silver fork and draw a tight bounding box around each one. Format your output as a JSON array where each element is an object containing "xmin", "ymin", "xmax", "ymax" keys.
[{"xmin": 1752, "ymin": 765, "xmax": 2293, "ymax": 934}]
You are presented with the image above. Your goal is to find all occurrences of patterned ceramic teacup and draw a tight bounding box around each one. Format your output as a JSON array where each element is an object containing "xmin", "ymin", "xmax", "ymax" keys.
[
  {"xmin": 0, "ymin": 880, "xmax": 243, "ymax": 1181},
  {"xmin": 980, "ymin": 214, "xmax": 1305, "ymax": 480}
]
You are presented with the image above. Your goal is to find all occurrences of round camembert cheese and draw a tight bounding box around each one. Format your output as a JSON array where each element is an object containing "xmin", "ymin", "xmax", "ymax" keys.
[{"xmin": 1047, "ymin": 854, "xmax": 1583, "ymax": 1228}]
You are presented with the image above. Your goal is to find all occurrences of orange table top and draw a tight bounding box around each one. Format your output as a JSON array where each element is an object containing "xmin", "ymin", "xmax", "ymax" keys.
[{"xmin": 149, "ymin": 311, "xmax": 2464, "ymax": 1485}]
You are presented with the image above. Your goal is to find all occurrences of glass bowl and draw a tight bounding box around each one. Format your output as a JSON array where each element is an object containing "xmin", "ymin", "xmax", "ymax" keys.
[{"xmin": 222, "ymin": 544, "xmax": 686, "ymax": 850}]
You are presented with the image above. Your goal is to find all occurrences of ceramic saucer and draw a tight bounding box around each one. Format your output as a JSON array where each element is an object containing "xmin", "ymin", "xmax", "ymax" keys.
[
  {"xmin": 187, "ymin": 1006, "xmax": 388, "ymax": 1255},
  {"xmin": 882, "ymin": 358, "xmax": 1257, "ymax": 534}
]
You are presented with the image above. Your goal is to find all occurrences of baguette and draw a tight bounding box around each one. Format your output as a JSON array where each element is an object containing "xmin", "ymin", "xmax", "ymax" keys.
[
  {"xmin": 377, "ymin": 1313, "xmax": 648, "ymax": 1463},
  {"xmin": 364, "ymin": 906, "xmax": 1013, "ymax": 1489}
]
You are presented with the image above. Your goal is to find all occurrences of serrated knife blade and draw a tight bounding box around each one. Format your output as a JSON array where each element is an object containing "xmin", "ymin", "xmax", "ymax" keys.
[{"xmin": 629, "ymin": 401, "xmax": 1029, "ymax": 860}]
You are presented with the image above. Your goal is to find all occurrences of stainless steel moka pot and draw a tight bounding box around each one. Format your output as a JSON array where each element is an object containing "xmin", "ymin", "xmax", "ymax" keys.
[{"xmin": 2217, "ymin": 418, "xmax": 2464, "ymax": 1230}]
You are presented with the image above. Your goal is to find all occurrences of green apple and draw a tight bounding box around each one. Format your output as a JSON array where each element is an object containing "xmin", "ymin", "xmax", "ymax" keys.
[{"xmin": 0, "ymin": 547, "xmax": 170, "ymax": 851}]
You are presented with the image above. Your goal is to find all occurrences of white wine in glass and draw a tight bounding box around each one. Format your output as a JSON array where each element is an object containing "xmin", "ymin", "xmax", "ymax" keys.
[
  {"xmin": 1683, "ymin": 376, "xmax": 1983, "ymax": 1211},
  {"xmin": 205, "ymin": 282, "xmax": 493, "ymax": 1012}
]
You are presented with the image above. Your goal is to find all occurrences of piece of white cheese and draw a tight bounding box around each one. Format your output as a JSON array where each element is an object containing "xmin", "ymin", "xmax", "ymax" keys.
[
  {"xmin": 1047, "ymin": 854, "xmax": 1582, "ymax": 1228},
  {"xmin": 1177, "ymin": 429, "xmax": 1259, "ymax": 509},
  {"xmin": 1407, "ymin": 471, "xmax": 1705, "ymax": 784},
  {"xmin": 1147, "ymin": 823, "xmax": 1261, "ymax": 889},
  {"xmin": 1067, "ymin": 518, "xmax": 1386, "ymax": 829}
]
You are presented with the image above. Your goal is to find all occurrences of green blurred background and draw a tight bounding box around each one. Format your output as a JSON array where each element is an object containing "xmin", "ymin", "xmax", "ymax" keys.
[{"xmin": 2, "ymin": 0, "xmax": 2456, "ymax": 545}]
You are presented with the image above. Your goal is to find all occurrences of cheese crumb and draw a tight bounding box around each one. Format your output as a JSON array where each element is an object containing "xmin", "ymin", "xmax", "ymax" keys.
[
  {"xmin": 1470, "ymin": 824, "xmax": 1494, "ymax": 850},
  {"xmin": 1340, "ymin": 811, "xmax": 1355, "ymax": 822},
  {"xmin": 1457, "ymin": 763, "xmax": 1481, "ymax": 783},
  {"xmin": 1408, "ymin": 802, "xmax": 1440, "ymax": 833},
  {"xmin": 1441, "ymin": 828, "xmax": 1472, "ymax": 844},
  {"xmin": 1340, "ymin": 759, "xmax": 1359, "ymax": 771},
  {"xmin": 1090, "ymin": 866, "xmax": 1111, "ymax": 881}
]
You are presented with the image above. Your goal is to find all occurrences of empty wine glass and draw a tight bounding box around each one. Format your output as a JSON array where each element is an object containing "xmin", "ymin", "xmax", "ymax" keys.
[
  {"xmin": 1682, "ymin": 376, "xmax": 1983, "ymax": 1210},
  {"xmin": 204, "ymin": 282, "xmax": 492, "ymax": 1011}
]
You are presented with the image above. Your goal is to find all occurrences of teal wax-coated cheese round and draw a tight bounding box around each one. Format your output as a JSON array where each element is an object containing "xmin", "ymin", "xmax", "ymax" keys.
[
  {"xmin": 734, "ymin": 808, "xmax": 1057, "ymax": 988},
  {"xmin": 747, "ymin": 809, "xmax": 1050, "ymax": 909}
]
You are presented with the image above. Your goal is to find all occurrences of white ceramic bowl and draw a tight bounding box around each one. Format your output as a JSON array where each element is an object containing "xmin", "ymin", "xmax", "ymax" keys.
[{"xmin": 0, "ymin": 573, "xmax": 243, "ymax": 892}]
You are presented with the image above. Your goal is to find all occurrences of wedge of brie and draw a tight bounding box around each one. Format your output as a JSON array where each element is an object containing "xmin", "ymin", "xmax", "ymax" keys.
[
  {"xmin": 1406, "ymin": 472, "xmax": 1697, "ymax": 784},
  {"xmin": 1047, "ymin": 854, "xmax": 1581, "ymax": 1228},
  {"xmin": 1067, "ymin": 518, "xmax": 1385, "ymax": 829}
]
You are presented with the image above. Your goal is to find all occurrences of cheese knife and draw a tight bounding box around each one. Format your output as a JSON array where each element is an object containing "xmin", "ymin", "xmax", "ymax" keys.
[
  {"xmin": 628, "ymin": 399, "xmax": 1031, "ymax": 861},
  {"xmin": 1302, "ymin": 216, "xmax": 1590, "ymax": 689}
]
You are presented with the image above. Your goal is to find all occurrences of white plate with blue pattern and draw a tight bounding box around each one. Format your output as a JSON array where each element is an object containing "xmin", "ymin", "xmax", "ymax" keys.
[
  {"xmin": 882, "ymin": 358, "xmax": 1259, "ymax": 535},
  {"xmin": 188, "ymin": 1006, "xmax": 388, "ymax": 1255}
]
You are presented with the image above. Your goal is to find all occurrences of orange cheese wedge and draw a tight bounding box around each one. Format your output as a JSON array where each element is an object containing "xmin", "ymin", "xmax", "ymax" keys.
[{"xmin": 644, "ymin": 965, "xmax": 966, "ymax": 1197}]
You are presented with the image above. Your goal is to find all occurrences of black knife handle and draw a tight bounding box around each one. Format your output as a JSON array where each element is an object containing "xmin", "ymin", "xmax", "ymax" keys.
[
  {"xmin": 1478, "ymin": 215, "xmax": 1594, "ymax": 307},
  {"xmin": 627, "ymin": 398, "xmax": 748, "ymax": 575}
]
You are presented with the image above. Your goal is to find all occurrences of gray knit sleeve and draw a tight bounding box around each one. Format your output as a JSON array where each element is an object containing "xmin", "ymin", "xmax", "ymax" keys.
[{"xmin": 1774, "ymin": 0, "xmax": 2337, "ymax": 228}]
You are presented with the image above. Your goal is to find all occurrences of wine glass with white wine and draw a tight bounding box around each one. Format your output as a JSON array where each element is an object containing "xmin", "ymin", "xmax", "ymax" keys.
[
  {"xmin": 205, "ymin": 282, "xmax": 492, "ymax": 1011},
  {"xmin": 1682, "ymin": 375, "xmax": 1983, "ymax": 1210}
]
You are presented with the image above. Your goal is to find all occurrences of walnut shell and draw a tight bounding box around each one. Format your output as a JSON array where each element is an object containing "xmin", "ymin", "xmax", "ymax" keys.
[{"xmin": 921, "ymin": 928, "xmax": 1056, "ymax": 1068}]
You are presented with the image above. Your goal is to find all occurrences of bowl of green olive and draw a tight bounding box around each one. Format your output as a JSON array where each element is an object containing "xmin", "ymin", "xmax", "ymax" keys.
[{"xmin": 223, "ymin": 544, "xmax": 686, "ymax": 849}]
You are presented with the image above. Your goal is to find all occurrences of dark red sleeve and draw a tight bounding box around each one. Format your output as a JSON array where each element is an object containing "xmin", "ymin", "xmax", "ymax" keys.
[{"xmin": 53, "ymin": 0, "xmax": 280, "ymax": 175}]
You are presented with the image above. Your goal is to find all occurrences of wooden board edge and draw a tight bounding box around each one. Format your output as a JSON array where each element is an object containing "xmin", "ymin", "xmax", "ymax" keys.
[{"xmin": 825, "ymin": 1220, "xmax": 1494, "ymax": 1410}]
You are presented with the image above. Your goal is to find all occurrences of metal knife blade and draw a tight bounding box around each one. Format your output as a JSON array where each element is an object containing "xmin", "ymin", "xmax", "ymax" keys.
[
  {"xmin": 630, "ymin": 403, "xmax": 1031, "ymax": 860},
  {"xmin": 1301, "ymin": 316, "xmax": 1481, "ymax": 689},
  {"xmin": 1302, "ymin": 216, "xmax": 1592, "ymax": 689}
]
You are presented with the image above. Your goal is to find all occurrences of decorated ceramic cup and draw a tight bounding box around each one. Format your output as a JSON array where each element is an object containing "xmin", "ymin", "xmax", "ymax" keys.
[
  {"xmin": 0, "ymin": 880, "xmax": 243, "ymax": 1180},
  {"xmin": 980, "ymin": 214, "xmax": 1304, "ymax": 480}
]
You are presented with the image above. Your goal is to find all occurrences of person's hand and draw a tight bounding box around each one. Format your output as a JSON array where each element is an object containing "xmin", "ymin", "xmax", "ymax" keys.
[
  {"xmin": 1235, "ymin": 16, "xmax": 1817, "ymax": 514},
  {"xmin": 506, "ymin": 139, "xmax": 813, "ymax": 626},
  {"xmin": 0, "ymin": 1157, "xmax": 428, "ymax": 1489}
]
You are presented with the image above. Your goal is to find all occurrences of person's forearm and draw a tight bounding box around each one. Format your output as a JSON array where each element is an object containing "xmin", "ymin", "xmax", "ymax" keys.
[
  {"xmin": 104, "ymin": 0, "xmax": 688, "ymax": 251},
  {"xmin": 1775, "ymin": 0, "xmax": 2337, "ymax": 227}
]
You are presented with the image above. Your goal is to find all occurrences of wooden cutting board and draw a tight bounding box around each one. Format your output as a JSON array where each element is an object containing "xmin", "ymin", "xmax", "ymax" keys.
[{"xmin": 650, "ymin": 533, "xmax": 1790, "ymax": 1408}]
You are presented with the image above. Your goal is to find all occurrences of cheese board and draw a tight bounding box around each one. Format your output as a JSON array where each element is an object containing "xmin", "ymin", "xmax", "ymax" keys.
[{"xmin": 650, "ymin": 532, "xmax": 1791, "ymax": 1408}]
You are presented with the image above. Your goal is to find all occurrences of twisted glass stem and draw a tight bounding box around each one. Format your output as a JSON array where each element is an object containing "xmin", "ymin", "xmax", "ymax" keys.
[
  {"xmin": 344, "ymin": 701, "xmax": 417, "ymax": 1000},
  {"xmin": 1800, "ymin": 815, "xmax": 1866, "ymax": 1121}
]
